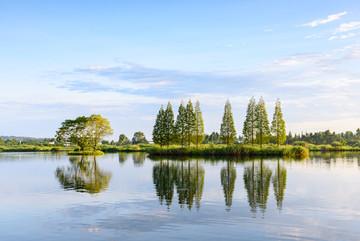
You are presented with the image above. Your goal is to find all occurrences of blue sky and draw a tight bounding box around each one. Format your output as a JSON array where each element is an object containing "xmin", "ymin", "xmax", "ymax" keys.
[{"xmin": 0, "ymin": 0, "xmax": 360, "ymax": 140}]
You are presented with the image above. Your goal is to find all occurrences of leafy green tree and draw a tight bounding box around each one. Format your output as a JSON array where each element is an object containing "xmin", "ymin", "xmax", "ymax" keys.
[
  {"xmin": 356, "ymin": 128, "xmax": 360, "ymax": 138},
  {"xmin": 175, "ymin": 100, "xmax": 187, "ymax": 145},
  {"xmin": 193, "ymin": 100, "xmax": 205, "ymax": 148},
  {"xmin": 255, "ymin": 97, "xmax": 271, "ymax": 148},
  {"xmin": 271, "ymin": 99, "xmax": 286, "ymax": 147},
  {"xmin": 56, "ymin": 115, "xmax": 113, "ymax": 151},
  {"xmin": 184, "ymin": 100, "xmax": 195, "ymax": 146},
  {"xmin": 153, "ymin": 105, "xmax": 165, "ymax": 147},
  {"xmin": 0, "ymin": 137, "xmax": 4, "ymax": 146},
  {"xmin": 132, "ymin": 131, "xmax": 148, "ymax": 144},
  {"xmin": 164, "ymin": 102, "xmax": 175, "ymax": 148},
  {"xmin": 208, "ymin": 132, "xmax": 221, "ymax": 144},
  {"xmin": 56, "ymin": 116, "xmax": 92, "ymax": 151},
  {"xmin": 243, "ymin": 97, "xmax": 257, "ymax": 145},
  {"xmin": 88, "ymin": 114, "xmax": 114, "ymax": 150},
  {"xmin": 118, "ymin": 134, "xmax": 130, "ymax": 145},
  {"xmin": 220, "ymin": 100, "xmax": 237, "ymax": 145}
]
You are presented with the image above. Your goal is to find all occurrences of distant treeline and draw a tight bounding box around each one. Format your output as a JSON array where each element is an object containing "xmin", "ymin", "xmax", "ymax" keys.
[
  {"xmin": 285, "ymin": 129, "xmax": 360, "ymax": 147},
  {"xmin": 152, "ymin": 97, "xmax": 286, "ymax": 148}
]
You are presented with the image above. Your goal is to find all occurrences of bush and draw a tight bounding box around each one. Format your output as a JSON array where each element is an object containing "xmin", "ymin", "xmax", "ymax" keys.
[{"xmin": 331, "ymin": 141, "xmax": 342, "ymax": 147}]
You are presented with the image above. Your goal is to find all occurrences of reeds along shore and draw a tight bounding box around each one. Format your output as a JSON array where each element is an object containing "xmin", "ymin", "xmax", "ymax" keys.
[{"xmin": 148, "ymin": 145, "xmax": 309, "ymax": 158}]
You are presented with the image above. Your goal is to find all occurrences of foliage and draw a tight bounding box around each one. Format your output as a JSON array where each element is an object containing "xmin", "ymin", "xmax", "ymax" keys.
[
  {"xmin": 118, "ymin": 134, "xmax": 130, "ymax": 145},
  {"xmin": 88, "ymin": 114, "xmax": 114, "ymax": 150},
  {"xmin": 56, "ymin": 115, "xmax": 113, "ymax": 151},
  {"xmin": 220, "ymin": 100, "xmax": 237, "ymax": 145},
  {"xmin": 148, "ymin": 144, "xmax": 309, "ymax": 157},
  {"xmin": 255, "ymin": 97, "xmax": 271, "ymax": 148},
  {"xmin": 184, "ymin": 100, "xmax": 196, "ymax": 146},
  {"xmin": 153, "ymin": 105, "xmax": 166, "ymax": 147},
  {"xmin": 132, "ymin": 131, "xmax": 149, "ymax": 144},
  {"xmin": 193, "ymin": 100, "xmax": 205, "ymax": 147},
  {"xmin": 285, "ymin": 129, "xmax": 360, "ymax": 147},
  {"xmin": 271, "ymin": 99, "xmax": 286, "ymax": 146},
  {"xmin": 174, "ymin": 100, "xmax": 187, "ymax": 145},
  {"xmin": 163, "ymin": 102, "xmax": 175, "ymax": 147},
  {"xmin": 243, "ymin": 97, "xmax": 257, "ymax": 145}
]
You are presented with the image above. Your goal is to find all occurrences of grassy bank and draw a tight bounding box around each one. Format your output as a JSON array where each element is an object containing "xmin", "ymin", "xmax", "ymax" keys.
[
  {"xmin": 0, "ymin": 145, "xmax": 73, "ymax": 152},
  {"xmin": 68, "ymin": 150, "xmax": 104, "ymax": 156},
  {"xmin": 148, "ymin": 145, "xmax": 309, "ymax": 158},
  {"xmin": 308, "ymin": 145, "xmax": 360, "ymax": 152}
]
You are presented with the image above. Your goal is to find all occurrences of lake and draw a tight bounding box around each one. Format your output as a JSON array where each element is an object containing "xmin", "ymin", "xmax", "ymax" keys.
[{"xmin": 0, "ymin": 152, "xmax": 359, "ymax": 240}]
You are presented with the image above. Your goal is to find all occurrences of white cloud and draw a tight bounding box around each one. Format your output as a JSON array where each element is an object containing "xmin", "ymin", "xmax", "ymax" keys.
[
  {"xmin": 305, "ymin": 34, "xmax": 322, "ymax": 39},
  {"xmin": 264, "ymin": 29, "xmax": 272, "ymax": 32},
  {"xmin": 302, "ymin": 11, "xmax": 347, "ymax": 27},
  {"xmin": 349, "ymin": 48, "xmax": 360, "ymax": 58},
  {"xmin": 265, "ymin": 54, "xmax": 328, "ymax": 67},
  {"xmin": 225, "ymin": 44, "xmax": 233, "ymax": 47},
  {"xmin": 334, "ymin": 22, "xmax": 360, "ymax": 33},
  {"xmin": 328, "ymin": 33, "xmax": 356, "ymax": 40}
]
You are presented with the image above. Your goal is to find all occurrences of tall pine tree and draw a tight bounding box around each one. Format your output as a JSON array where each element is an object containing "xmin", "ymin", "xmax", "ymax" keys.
[
  {"xmin": 243, "ymin": 97, "xmax": 257, "ymax": 145},
  {"xmin": 255, "ymin": 97, "xmax": 270, "ymax": 148},
  {"xmin": 163, "ymin": 102, "xmax": 175, "ymax": 148},
  {"xmin": 220, "ymin": 100, "xmax": 237, "ymax": 145},
  {"xmin": 271, "ymin": 98, "xmax": 286, "ymax": 147},
  {"xmin": 193, "ymin": 100, "xmax": 205, "ymax": 148},
  {"xmin": 175, "ymin": 100, "xmax": 186, "ymax": 145},
  {"xmin": 184, "ymin": 100, "xmax": 195, "ymax": 146},
  {"xmin": 153, "ymin": 105, "xmax": 165, "ymax": 147}
]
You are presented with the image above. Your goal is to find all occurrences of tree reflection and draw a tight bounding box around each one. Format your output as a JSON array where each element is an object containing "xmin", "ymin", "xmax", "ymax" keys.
[
  {"xmin": 220, "ymin": 161, "xmax": 236, "ymax": 211},
  {"xmin": 272, "ymin": 159, "xmax": 287, "ymax": 210},
  {"xmin": 55, "ymin": 156, "xmax": 112, "ymax": 194},
  {"xmin": 132, "ymin": 152, "xmax": 146, "ymax": 167},
  {"xmin": 175, "ymin": 160, "xmax": 205, "ymax": 210},
  {"xmin": 243, "ymin": 159, "xmax": 272, "ymax": 213},
  {"xmin": 152, "ymin": 159, "xmax": 205, "ymax": 210},
  {"xmin": 118, "ymin": 153, "xmax": 128, "ymax": 166},
  {"xmin": 152, "ymin": 160, "xmax": 175, "ymax": 208}
]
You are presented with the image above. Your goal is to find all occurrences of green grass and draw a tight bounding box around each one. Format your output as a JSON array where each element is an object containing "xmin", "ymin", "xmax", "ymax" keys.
[
  {"xmin": 0, "ymin": 145, "xmax": 66, "ymax": 152},
  {"xmin": 97, "ymin": 144, "xmax": 156, "ymax": 153},
  {"xmin": 68, "ymin": 150, "xmax": 104, "ymax": 156},
  {"xmin": 148, "ymin": 144, "xmax": 309, "ymax": 158}
]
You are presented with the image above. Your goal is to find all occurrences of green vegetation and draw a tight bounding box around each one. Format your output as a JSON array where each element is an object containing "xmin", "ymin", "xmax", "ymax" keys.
[
  {"xmin": 243, "ymin": 97, "xmax": 257, "ymax": 146},
  {"xmin": 285, "ymin": 129, "xmax": 360, "ymax": 147},
  {"xmin": 220, "ymin": 100, "xmax": 237, "ymax": 145},
  {"xmin": 68, "ymin": 150, "xmax": 104, "ymax": 156},
  {"xmin": 56, "ymin": 114, "xmax": 113, "ymax": 151},
  {"xmin": 148, "ymin": 144, "xmax": 309, "ymax": 158},
  {"xmin": 131, "ymin": 131, "xmax": 149, "ymax": 144},
  {"xmin": 255, "ymin": 97, "xmax": 271, "ymax": 148},
  {"xmin": 271, "ymin": 99, "xmax": 286, "ymax": 147},
  {"xmin": 193, "ymin": 100, "xmax": 205, "ymax": 148}
]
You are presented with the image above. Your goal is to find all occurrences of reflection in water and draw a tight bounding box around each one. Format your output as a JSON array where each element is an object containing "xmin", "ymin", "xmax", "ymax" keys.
[
  {"xmin": 272, "ymin": 159, "xmax": 287, "ymax": 210},
  {"xmin": 152, "ymin": 160, "xmax": 205, "ymax": 210},
  {"xmin": 119, "ymin": 153, "xmax": 128, "ymax": 166},
  {"xmin": 55, "ymin": 156, "xmax": 112, "ymax": 194},
  {"xmin": 220, "ymin": 162, "xmax": 236, "ymax": 211},
  {"xmin": 153, "ymin": 160, "xmax": 175, "ymax": 208},
  {"xmin": 243, "ymin": 160, "xmax": 272, "ymax": 214},
  {"xmin": 132, "ymin": 152, "xmax": 146, "ymax": 167}
]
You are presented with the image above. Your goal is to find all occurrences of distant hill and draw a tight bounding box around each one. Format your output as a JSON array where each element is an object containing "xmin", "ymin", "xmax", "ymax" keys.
[{"xmin": 0, "ymin": 136, "xmax": 51, "ymax": 141}]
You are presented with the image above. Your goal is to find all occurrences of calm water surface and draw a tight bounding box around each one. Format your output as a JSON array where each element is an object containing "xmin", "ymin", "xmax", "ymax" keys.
[{"xmin": 0, "ymin": 152, "xmax": 360, "ymax": 240}]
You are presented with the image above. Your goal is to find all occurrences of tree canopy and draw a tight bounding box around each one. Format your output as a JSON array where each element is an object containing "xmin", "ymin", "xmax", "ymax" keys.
[
  {"xmin": 271, "ymin": 99, "xmax": 286, "ymax": 146},
  {"xmin": 220, "ymin": 100, "xmax": 237, "ymax": 145},
  {"xmin": 56, "ymin": 114, "xmax": 113, "ymax": 151}
]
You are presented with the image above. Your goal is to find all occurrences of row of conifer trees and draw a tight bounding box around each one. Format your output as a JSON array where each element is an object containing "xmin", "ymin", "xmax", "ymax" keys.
[{"xmin": 152, "ymin": 97, "xmax": 286, "ymax": 147}]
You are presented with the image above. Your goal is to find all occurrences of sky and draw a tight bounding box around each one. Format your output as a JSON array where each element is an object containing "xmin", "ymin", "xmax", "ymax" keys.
[{"xmin": 0, "ymin": 0, "xmax": 360, "ymax": 140}]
